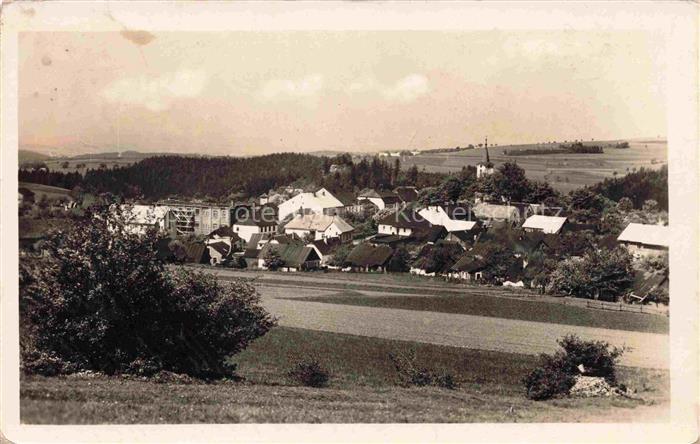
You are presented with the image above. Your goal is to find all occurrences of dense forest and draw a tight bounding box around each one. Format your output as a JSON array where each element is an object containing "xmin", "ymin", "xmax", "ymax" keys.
[
  {"xmin": 18, "ymin": 153, "xmax": 443, "ymax": 201},
  {"xmin": 587, "ymin": 166, "xmax": 668, "ymax": 210}
]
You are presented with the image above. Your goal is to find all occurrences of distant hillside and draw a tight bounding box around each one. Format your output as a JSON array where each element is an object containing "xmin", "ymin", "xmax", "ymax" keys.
[{"xmin": 19, "ymin": 150, "xmax": 52, "ymax": 165}]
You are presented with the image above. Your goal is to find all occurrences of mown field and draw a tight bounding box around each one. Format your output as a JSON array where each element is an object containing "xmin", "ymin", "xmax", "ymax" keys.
[
  {"xmin": 401, "ymin": 140, "xmax": 667, "ymax": 193},
  {"xmin": 21, "ymin": 327, "xmax": 669, "ymax": 424},
  {"xmin": 290, "ymin": 290, "xmax": 669, "ymax": 335},
  {"xmin": 18, "ymin": 181, "xmax": 71, "ymax": 200}
]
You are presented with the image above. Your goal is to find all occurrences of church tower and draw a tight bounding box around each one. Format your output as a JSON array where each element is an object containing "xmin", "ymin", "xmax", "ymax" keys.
[{"xmin": 476, "ymin": 136, "xmax": 495, "ymax": 179}]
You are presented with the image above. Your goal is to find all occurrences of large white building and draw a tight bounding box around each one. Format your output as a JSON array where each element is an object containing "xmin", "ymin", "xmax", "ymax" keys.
[
  {"xmin": 284, "ymin": 213, "xmax": 354, "ymax": 242},
  {"xmin": 617, "ymin": 223, "xmax": 669, "ymax": 258},
  {"xmin": 277, "ymin": 188, "xmax": 345, "ymax": 221},
  {"xmin": 418, "ymin": 205, "xmax": 478, "ymax": 232}
]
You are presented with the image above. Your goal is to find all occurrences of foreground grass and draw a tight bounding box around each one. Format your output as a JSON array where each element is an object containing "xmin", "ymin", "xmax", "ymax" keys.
[
  {"xmin": 287, "ymin": 291, "xmax": 668, "ymax": 334},
  {"xmin": 21, "ymin": 327, "xmax": 669, "ymax": 424}
]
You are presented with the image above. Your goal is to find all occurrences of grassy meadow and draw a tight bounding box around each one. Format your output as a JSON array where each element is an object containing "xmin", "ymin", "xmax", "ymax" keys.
[{"xmin": 21, "ymin": 327, "xmax": 669, "ymax": 424}]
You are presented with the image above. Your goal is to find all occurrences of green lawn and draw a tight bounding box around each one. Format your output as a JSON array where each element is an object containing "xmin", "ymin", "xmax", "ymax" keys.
[
  {"xmin": 286, "ymin": 291, "xmax": 669, "ymax": 334},
  {"xmin": 21, "ymin": 327, "xmax": 669, "ymax": 424}
]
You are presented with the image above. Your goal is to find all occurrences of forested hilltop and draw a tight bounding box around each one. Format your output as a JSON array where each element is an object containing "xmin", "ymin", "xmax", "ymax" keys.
[{"xmin": 18, "ymin": 152, "xmax": 442, "ymax": 201}]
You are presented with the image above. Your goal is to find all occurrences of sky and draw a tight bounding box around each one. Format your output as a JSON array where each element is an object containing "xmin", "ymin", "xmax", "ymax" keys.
[{"xmin": 19, "ymin": 31, "xmax": 667, "ymax": 156}]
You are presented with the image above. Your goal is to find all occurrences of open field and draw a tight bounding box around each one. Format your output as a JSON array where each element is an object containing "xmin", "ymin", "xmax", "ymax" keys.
[
  {"xmin": 204, "ymin": 268, "xmax": 669, "ymax": 334},
  {"xmin": 21, "ymin": 327, "xmax": 669, "ymax": 424},
  {"xmin": 402, "ymin": 140, "xmax": 667, "ymax": 193},
  {"xmin": 198, "ymin": 268, "xmax": 669, "ymax": 369},
  {"xmin": 18, "ymin": 181, "xmax": 71, "ymax": 200}
]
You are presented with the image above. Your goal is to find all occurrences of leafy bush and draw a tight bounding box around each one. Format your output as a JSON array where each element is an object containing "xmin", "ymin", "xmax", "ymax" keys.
[
  {"xmin": 287, "ymin": 358, "xmax": 330, "ymax": 388},
  {"xmin": 388, "ymin": 349, "xmax": 458, "ymax": 389},
  {"xmin": 20, "ymin": 203, "xmax": 276, "ymax": 379},
  {"xmin": 523, "ymin": 335, "xmax": 624, "ymax": 400}
]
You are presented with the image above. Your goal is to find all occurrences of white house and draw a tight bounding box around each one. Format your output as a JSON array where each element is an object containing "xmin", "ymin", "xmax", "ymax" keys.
[
  {"xmin": 283, "ymin": 213, "xmax": 354, "ymax": 242},
  {"xmin": 617, "ymin": 223, "xmax": 669, "ymax": 258},
  {"xmin": 376, "ymin": 209, "xmax": 432, "ymax": 237},
  {"xmin": 418, "ymin": 205, "xmax": 478, "ymax": 232},
  {"xmin": 277, "ymin": 188, "xmax": 345, "ymax": 221},
  {"xmin": 472, "ymin": 202, "xmax": 520, "ymax": 225},
  {"xmin": 122, "ymin": 204, "xmax": 169, "ymax": 235},
  {"xmin": 357, "ymin": 189, "xmax": 401, "ymax": 211},
  {"xmin": 521, "ymin": 215, "xmax": 568, "ymax": 234}
]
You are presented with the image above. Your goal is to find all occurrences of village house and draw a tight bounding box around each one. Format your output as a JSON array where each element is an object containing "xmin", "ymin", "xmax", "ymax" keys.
[
  {"xmin": 345, "ymin": 243, "xmax": 394, "ymax": 272},
  {"xmin": 283, "ymin": 213, "xmax": 354, "ymax": 242},
  {"xmin": 377, "ymin": 209, "xmax": 433, "ymax": 237},
  {"xmin": 357, "ymin": 189, "xmax": 402, "ymax": 211},
  {"xmin": 448, "ymin": 255, "xmax": 487, "ymax": 281},
  {"xmin": 257, "ymin": 243, "xmax": 321, "ymax": 272},
  {"xmin": 277, "ymin": 187, "xmax": 346, "ymax": 221},
  {"xmin": 410, "ymin": 241, "xmax": 464, "ymax": 276},
  {"xmin": 521, "ymin": 215, "xmax": 569, "ymax": 234},
  {"xmin": 206, "ymin": 241, "xmax": 231, "ymax": 266},
  {"xmin": 232, "ymin": 205, "xmax": 279, "ymax": 243},
  {"xmin": 307, "ymin": 237, "xmax": 343, "ymax": 266},
  {"xmin": 394, "ymin": 186, "xmax": 420, "ymax": 205},
  {"xmin": 418, "ymin": 204, "xmax": 478, "ymax": 233},
  {"xmin": 157, "ymin": 199, "xmax": 231, "ymax": 237},
  {"xmin": 206, "ymin": 225, "xmax": 245, "ymax": 252},
  {"xmin": 617, "ymin": 223, "xmax": 669, "ymax": 258},
  {"xmin": 122, "ymin": 204, "xmax": 170, "ymax": 235},
  {"xmin": 472, "ymin": 202, "xmax": 520, "ymax": 226}
]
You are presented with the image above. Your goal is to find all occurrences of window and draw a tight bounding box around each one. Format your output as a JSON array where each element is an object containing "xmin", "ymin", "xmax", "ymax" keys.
[
  {"xmin": 195, "ymin": 209, "xmax": 200, "ymax": 215},
  {"xmin": 213, "ymin": 210, "xmax": 219, "ymax": 218}
]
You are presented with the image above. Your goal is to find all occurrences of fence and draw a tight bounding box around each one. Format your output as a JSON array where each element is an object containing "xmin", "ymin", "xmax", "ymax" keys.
[{"xmin": 560, "ymin": 297, "xmax": 669, "ymax": 316}]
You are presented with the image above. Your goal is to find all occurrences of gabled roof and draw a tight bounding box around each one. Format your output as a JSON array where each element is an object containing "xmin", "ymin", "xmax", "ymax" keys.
[
  {"xmin": 631, "ymin": 271, "xmax": 668, "ymax": 295},
  {"xmin": 617, "ymin": 223, "xmax": 669, "ymax": 247},
  {"xmin": 358, "ymin": 189, "xmax": 401, "ymax": 204},
  {"xmin": 285, "ymin": 213, "xmax": 354, "ymax": 233},
  {"xmin": 422, "ymin": 225, "xmax": 448, "ymax": 243},
  {"xmin": 272, "ymin": 233, "xmax": 305, "ymax": 245},
  {"xmin": 522, "ymin": 215, "xmax": 568, "ymax": 234},
  {"xmin": 248, "ymin": 232, "xmax": 273, "ymax": 246},
  {"xmin": 208, "ymin": 241, "xmax": 230, "ymax": 256},
  {"xmin": 207, "ymin": 225, "xmax": 242, "ymax": 242},
  {"xmin": 310, "ymin": 237, "xmax": 342, "ymax": 255},
  {"xmin": 411, "ymin": 241, "xmax": 464, "ymax": 273},
  {"xmin": 259, "ymin": 243, "xmax": 320, "ymax": 268},
  {"xmin": 332, "ymin": 191, "xmax": 357, "ymax": 206},
  {"xmin": 451, "ymin": 254, "xmax": 488, "ymax": 273},
  {"xmin": 346, "ymin": 243, "xmax": 394, "ymax": 267},
  {"xmin": 472, "ymin": 203, "xmax": 520, "ymax": 221},
  {"xmin": 377, "ymin": 209, "xmax": 432, "ymax": 231},
  {"xmin": 394, "ymin": 186, "xmax": 419, "ymax": 203},
  {"xmin": 183, "ymin": 242, "xmax": 209, "ymax": 264}
]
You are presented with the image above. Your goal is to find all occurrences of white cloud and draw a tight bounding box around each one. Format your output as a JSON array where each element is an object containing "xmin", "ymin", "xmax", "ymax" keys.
[
  {"xmin": 347, "ymin": 74, "xmax": 430, "ymax": 103},
  {"xmin": 382, "ymin": 74, "xmax": 430, "ymax": 102},
  {"xmin": 259, "ymin": 74, "xmax": 324, "ymax": 101},
  {"xmin": 101, "ymin": 70, "xmax": 207, "ymax": 112}
]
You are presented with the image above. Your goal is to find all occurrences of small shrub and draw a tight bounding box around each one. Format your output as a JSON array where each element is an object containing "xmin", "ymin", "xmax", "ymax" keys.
[
  {"xmin": 523, "ymin": 335, "xmax": 624, "ymax": 400},
  {"xmin": 388, "ymin": 349, "xmax": 458, "ymax": 389},
  {"xmin": 287, "ymin": 358, "xmax": 330, "ymax": 388}
]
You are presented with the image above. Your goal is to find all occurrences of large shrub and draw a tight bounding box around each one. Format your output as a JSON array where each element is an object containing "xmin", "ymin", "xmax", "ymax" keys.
[
  {"xmin": 287, "ymin": 358, "xmax": 331, "ymax": 388},
  {"xmin": 388, "ymin": 349, "xmax": 457, "ymax": 389},
  {"xmin": 20, "ymin": 204, "xmax": 276, "ymax": 378},
  {"xmin": 548, "ymin": 248, "xmax": 634, "ymax": 301},
  {"xmin": 523, "ymin": 335, "xmax": 624, "ymax": 400}
]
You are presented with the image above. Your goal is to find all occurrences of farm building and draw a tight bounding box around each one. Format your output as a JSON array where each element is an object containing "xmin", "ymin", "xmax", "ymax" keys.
[
  {"xmin": 377, "ymin": 209, "xmax": 433, "ymax": 237},
  {"xmin": 448, "ymin": 255, "xmax": 488, "ymax": 281},
  {"xmin": 521, "ymin": 215, "xmax": 568, "ymax": 234},
  {"xmin": 418, "ymin": 204, "xmax": 478, "ymax": 232},
  {"xmin": 472, "ymin": 202, "xmax": 520, "ymax": 225},
  {"xmin": 277, "ymin": 188, "xmax": 345, "ymax": 221},
  {"xmin": 257, "ymin": 243, "xmax": 321, "ymax": 271},
  {"xmin": 410, "ymin": 241, "xmax": 464, "ymax": 276},
  {"xmin": 617, "ymin": 223, "xmax": 669, "ymax": 257},
  {"xmin": 345, "ymin": 243, "xmax": 394, "ymax": 272},
  {"xmin": 206, "ymin": 225, "xmax": 245, "ymax": 252},
  {"xmin": 284, "ymin": 213, "xmax": 354, "ymax": 242},
  {"xmin": 308, "ymin": 237, "xmax": 343, "ymax": 266},
  {"xmin": 357, "ymin": 189, "xmax": 402, "ymax": 211}
]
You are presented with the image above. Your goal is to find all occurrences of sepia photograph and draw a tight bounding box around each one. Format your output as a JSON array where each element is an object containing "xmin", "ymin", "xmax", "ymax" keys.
[{"xmin": 1, "ymin": 2, "xmax": 697, "ymax": 443}]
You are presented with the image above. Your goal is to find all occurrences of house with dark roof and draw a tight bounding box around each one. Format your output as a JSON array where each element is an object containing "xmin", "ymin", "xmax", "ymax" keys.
[
  {"xmin": 308, "ymin": 237, "xmax": 343, "ymax": 265},
  {"xmin": 207, "ymin": 241, "xmax": 231, "ymax": 265},
  {"xmin": 394, "ymin": 186, "xmax": 419, "ymax": 204},
  {"xmin": 357, "ymin": 189, "xmax": 402, "ymax": 211},
  {"xmin": 257, "ymin": 243, "xmax": 321, "ymax": 271},
  {"xmin": 207, "ymin": 225, "xmax": 245, "ymax": 252},
  {"xmin": 448, "ymin": 255, "xmax": 488, "ymax": 281},
  {"xmin": 345, "ymin": 243, "xmax": 394, "ymax": 272},
  {"xmin": 181, "ymin": 241, "xmax": 210, "ymax": 264},
  {"xmin": 410, "ymin": 241, "xmax": 464, "ymax": 276},
  {"xmin": 629, "ymin": 271, "xmax": 668, "ymax": 304},
  {"xmin": 377, "ymin": 209, "xmax": 433, "ymax": 238}
]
